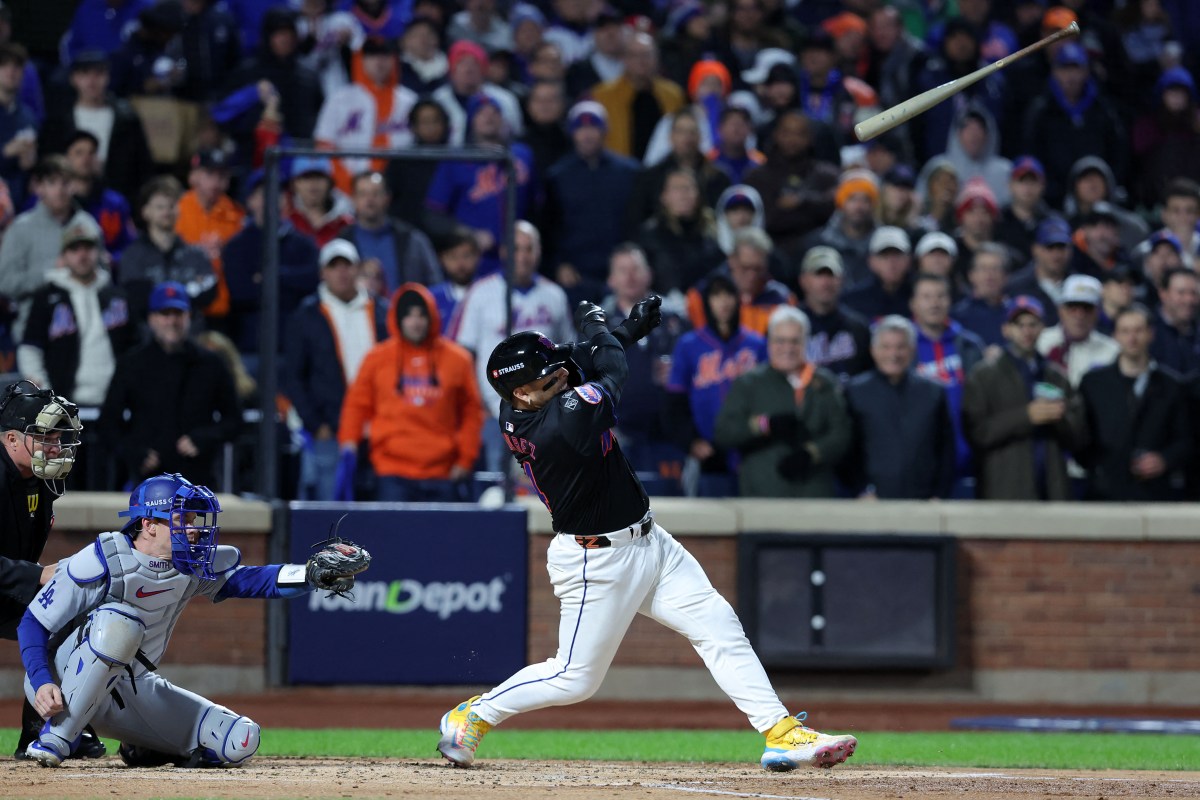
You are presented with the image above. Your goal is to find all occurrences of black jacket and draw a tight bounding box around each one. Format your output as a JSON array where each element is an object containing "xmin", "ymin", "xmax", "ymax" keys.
[
  {"xmin": 845, "ymin": 369, "xmax": 956, "ymax": 499},
  {"xmin": 118, "ymin": 234, "xmax": 218, "ymax": 326},
  {"xmin": 1078, "ymin": 362, "xmax": 1192, "ymax": 502},
  {"xmin": 283, "ymin": 293, "xmax": 389, "ymax": 434},
  {"xmin": 40, "ymin": 97, "xmax": 155, "ymax": 205},
  {"xmin": 22, "ymin": 277, "xmax": 138, "ymax": 400},
  {"xmin": 98, "ymin": 338, "xmax": 241, "ymax": 488},
  {"xmin": 0, "ymin": 448, "xmax": 56, "ymax": 638}
]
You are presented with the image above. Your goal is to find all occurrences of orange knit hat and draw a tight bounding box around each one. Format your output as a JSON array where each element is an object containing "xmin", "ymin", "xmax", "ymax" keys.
[
  {"xmin": 822, "ymin": 11, "xmax": 867, "ymax": 39},
  {"xmin": 688, "ymin": 59, "xmax": 732, "ymax": 99},
  {"xmin": 835, "ymin": 168, "xmax": 880, "ymax": 209}
]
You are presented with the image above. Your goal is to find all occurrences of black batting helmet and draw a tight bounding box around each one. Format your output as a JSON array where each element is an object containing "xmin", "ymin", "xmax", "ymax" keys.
[{"xmin": 486, "ymin": 331, "xmax": 581, "ymax": 402}]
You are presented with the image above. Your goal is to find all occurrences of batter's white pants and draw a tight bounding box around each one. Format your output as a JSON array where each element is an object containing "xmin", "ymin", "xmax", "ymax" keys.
[{"xmin": 474, "ymin": 524, "xmax": 790, "ymax": 733}]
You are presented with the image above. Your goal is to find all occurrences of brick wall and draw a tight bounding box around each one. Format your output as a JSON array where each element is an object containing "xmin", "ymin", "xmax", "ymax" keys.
[
  {"xmin": 957, "ymin": 540, "xmax": 1200, "ymax": 672},
  {"xmin": 527, "ymin": 535, "xmax": 1200, "ymax": 675}
]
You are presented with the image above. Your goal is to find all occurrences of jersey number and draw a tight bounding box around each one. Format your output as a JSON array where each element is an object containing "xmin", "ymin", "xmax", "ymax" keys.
[{"xmin": 37, "ymin": 585, "xmax": 54, "ymax": 609}]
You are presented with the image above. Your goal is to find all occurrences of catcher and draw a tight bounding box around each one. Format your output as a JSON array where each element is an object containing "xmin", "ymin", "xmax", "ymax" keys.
[{"xmin": 17, "ymin": 472, "xmax": 370, "ymax": 767}]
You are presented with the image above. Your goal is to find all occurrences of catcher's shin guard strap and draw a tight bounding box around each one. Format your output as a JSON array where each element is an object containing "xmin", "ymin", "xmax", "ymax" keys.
[{"xmin": 196, "ymin": 706, "xmax": 259, "ymax": 765}]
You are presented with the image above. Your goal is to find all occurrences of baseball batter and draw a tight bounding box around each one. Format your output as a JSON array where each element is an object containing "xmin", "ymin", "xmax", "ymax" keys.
[
  {"xmin": 437, "ymin": 296, "xmax": 857, "ymax": 772},
  {"xmin": 18, "ymin": 472, "xmax": 369, "ymax": 767}
]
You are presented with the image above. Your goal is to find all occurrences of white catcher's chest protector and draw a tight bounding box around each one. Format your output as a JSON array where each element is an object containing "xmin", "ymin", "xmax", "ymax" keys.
[{"xmin": 61, "ymin": 532, "xmax": 240, "ymax": 672}]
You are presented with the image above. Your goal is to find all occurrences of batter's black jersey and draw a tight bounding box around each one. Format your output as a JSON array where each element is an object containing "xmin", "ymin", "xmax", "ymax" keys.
[{"xmin": 500, "ymin": 380, "xmax": 649, "ymax": 536}]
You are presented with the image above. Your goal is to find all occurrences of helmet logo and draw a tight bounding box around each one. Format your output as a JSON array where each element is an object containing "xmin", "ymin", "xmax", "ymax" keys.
[{"xmin": 494, "ymin": 363, "xmax": 525, "ymax": 377}]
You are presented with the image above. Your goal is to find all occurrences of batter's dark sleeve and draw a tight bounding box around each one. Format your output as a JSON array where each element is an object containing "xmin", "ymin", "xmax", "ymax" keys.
[{"xmin": 580, "ymin": 329, "xmax": 629, "ymax": 406}]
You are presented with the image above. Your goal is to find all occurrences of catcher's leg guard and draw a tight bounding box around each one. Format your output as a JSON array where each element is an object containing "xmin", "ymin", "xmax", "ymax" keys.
[
  {"xmin": 194, "ymin": 706, "xmax": 259, "ymax": 766},
  {"xmin": 34, "ymin": 604, "xmax": 145, "ymax": 759}
]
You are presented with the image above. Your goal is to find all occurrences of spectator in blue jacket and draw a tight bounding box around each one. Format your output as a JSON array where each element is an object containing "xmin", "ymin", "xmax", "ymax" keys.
[
  {"xmin": 0, "ymin": 43, "xmax": 37, "ymax": 208},
  {"xmin": 62, "ymin": 130, "xmax": 136, "ymax": 264},
  {"xmin": 428, "ymin": 228, "xmax": 480, "ymax": 337},
  {"xmin": 665, "ymin": 272, "xmax": 766, "ymax": 496},
  {"xmin": 342, "ymin": 171, "xmax": 441, "ymax": 296},
  {"xmin": 425, "ymin": 94, "xmax": 533, "ymax": 279},
  {"xmin": 541, "ymin": 100, "xmax": 640, "ymax": 305},
  {"xmin": 843, "ymin": 226, "xmax": 914, "ymax": 322},
  {"xmin": 1150, "ymin": 267, "xmax": 1200, "ymax": 376},
  {"xmin": 64, "ymin": 0, "xmax": 149, "ymax": 65},
  {"xmin": 845, "ymin": 315, "xmax": 956, "ymax": 499},
  {"xmin": 952, "ymin": 242, "xmax": 1010, "ymax": 349},
  {"xmin": 222, "ymin": 169, "xmax": 320, "ymax": 358},
  {"xmin": 283, "ymin": 239, "xmax": 388, "ymax": 500},
  {"xmin": 910, "ymin": 272, "xmax": 986, "ymax": 488}
]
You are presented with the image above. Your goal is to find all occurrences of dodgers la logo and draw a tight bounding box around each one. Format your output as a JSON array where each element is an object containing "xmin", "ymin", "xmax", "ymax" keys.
[{"xmin": 573, "ymin": 384, "xmax": 603, "ymax": 405}]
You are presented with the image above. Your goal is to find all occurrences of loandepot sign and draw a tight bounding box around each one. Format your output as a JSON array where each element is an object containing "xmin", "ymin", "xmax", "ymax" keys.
[{"xmin": 308, "ymin": 576, "xmax": 509, "ymax": 619}]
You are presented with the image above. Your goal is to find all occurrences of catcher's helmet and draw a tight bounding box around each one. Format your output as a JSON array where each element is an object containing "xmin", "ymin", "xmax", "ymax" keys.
[
  {"xmin": 0, "ymin": 380, "xmax": 82, "ymax": 488},
  {"xmin": 486, "ymin": 331, "xmax": 581, "ymax": 402},
  {"xmin": 118, "ymin": 473, "xmax": 222, "ymax": 579}
]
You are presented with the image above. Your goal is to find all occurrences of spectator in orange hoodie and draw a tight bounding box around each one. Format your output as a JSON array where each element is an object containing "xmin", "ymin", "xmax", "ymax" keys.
[
  {"xmin": 175, "ymin": 148, "xmax": 246, "ymax": 323},
  {"xmin": 337, "ymin": 282, "xmax": 485, "ymax": 502}
]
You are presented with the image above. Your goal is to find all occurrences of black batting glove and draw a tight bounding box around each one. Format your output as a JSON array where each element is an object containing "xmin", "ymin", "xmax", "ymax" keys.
[
  {"xmin": 617, "ymin": 294, "xmax": 663, "ymax": 344},
  {"xmin": 574, "ymin": 301, "xmax": 608, "ymax": 338}
]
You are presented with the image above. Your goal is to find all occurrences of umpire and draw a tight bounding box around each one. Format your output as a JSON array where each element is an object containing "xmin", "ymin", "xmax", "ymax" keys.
[{"xmin": 0, "ymin": 381, "xmax": 103, "ymax": 760}]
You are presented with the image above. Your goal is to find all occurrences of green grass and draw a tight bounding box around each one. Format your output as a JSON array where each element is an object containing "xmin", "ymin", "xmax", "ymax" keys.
[{"xmin": 6, "ymin": 729, "xmax": 1198, "ymax": 771}]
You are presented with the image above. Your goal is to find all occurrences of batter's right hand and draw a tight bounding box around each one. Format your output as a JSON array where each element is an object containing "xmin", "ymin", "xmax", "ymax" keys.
[
  {"xmin": 34, "ymin": 684, "xmax": 63, "ymax": 719},
  {"xmin": 621, "ymin": 294, "xmax": 662, "ymax": 342}
]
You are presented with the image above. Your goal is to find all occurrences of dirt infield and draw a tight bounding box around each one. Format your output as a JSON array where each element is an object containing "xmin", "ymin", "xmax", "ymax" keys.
[{"xmin": 4, "ymin": 758, "xmax": 1200, "ymax": 800}]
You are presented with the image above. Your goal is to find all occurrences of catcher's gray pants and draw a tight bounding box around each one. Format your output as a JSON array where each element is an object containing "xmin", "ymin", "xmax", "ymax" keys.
[
  {"xmin": 26, "ymin": 610, "xmax": 259, "ymax": 764},
  {"xmin": 473, "ymin": 524, "xmax": 791, "ymax": 733}
]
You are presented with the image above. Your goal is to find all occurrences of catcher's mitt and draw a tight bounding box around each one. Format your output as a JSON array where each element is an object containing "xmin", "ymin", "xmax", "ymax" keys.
[{"xmin": 306, "ymin": 537, "xmax": 371, "ymax": 597}]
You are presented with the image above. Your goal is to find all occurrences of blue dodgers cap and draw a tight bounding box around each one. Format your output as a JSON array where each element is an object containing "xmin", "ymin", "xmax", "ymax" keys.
[
  {"xmin": 1035, "ymin": 216, "xmax": 1072, "ymax": 246},
  {"xmin": 1148, "ymin": 229, "xmax": 1183, "ymax": 254},
  {"xmin": 1055, "ymin": 42, "xmax": 1088, "ymax": 67},
  {"xmin": 1012, "ymin": 155, "xmax": 1045, "ymax": 181},
  {"xmin": 149, "ymin": 281, "xmax": 191, "ymax": 313},
  {"xmin": 1005, "ymin": 294, "xmax": 1045, "ymax": 323}
]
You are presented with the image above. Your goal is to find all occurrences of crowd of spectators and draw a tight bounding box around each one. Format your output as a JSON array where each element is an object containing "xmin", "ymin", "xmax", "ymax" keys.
[{"xmin": 0, "ymin": 0, "xmax": 1198, "ymax": 502}]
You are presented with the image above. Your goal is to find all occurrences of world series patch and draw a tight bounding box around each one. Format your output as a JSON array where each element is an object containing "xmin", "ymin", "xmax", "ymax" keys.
[{"xmin": 573, "ymin": 384, "xmax": 603, "ymax": 405}]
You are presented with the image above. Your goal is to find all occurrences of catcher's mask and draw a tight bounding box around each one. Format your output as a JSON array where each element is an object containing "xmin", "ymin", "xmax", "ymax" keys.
[
  {"xmin": 486, "ymin": 331, "xmax": 582, "ymax": 403},
  {"xmin": 118, "ymin": 473, "xmax": 222, "ymax": 579},
  {"xmin": 0, "ymin": 380, "xmax": 82, "ymax": 496}
]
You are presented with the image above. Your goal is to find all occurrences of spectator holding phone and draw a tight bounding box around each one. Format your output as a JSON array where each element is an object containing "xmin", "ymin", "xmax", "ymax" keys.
[{"xmin": 962, "ymin": 295, "xmax": 1087, "ymax": 500}]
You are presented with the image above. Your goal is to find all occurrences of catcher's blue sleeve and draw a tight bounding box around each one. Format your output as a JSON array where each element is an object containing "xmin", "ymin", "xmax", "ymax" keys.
[
  {"xmin": 216, "ymin": 565, "xmax": 310, "ymax": 600},
  {"xmin": 19, "ymin": 610, "xmax": 54, "ymax": 690}
]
